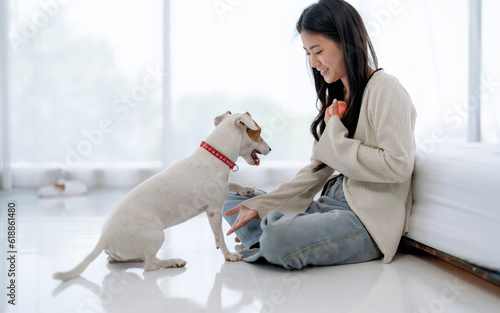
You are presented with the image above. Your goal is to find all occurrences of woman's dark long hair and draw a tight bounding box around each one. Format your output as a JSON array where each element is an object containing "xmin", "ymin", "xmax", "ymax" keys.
[{"xmin": 296, "ymin": 0, "xmax": 378, "ymax": 171}]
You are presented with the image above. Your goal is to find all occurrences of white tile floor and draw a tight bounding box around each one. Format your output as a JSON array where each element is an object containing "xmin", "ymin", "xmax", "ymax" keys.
[{"xmin": 1, "ymin": 188, "xmax": 500, "ymax": 313}]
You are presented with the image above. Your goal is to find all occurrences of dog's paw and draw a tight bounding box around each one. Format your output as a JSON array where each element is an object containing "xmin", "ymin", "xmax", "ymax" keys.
[
  {"xmin": 238, "ymin": 186, "xmax": 255, "ymax": 196},
  {"xmin": 224, "ymin": 252, "xmax": 243, "ymax": 262},
  {"xmin": 172, "ymin": 258, "xmax": 187, "ymax": 268}
]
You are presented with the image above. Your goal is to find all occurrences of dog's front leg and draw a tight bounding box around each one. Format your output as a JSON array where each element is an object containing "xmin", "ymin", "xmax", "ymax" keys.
[
  {"xmin": 229, "ymin": 182, "xmax": 255, "ymax": 196},
  {"xmin": 205, "ymin": 207, "xmax": 243, "ymax": 262}
]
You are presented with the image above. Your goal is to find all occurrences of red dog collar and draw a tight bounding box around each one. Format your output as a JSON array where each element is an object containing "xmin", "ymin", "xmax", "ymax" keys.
[{"xmin": 200, "ymin": 141, "xmax": 239, "ymax": 172}]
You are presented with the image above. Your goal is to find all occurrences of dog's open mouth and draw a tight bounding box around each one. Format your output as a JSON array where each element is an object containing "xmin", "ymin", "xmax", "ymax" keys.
[{"xmin": 251, "ymin": 150, "xmax": 261, "ymax": 166}]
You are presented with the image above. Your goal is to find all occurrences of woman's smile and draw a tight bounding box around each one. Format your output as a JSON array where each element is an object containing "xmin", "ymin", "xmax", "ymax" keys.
[
  {"xmin": 300, "ymin": 31, "xmax": 347, "ymax": 86},
  {"xmin": 318, "ymin": 68, "xmax": 329, "ymax": 76}
]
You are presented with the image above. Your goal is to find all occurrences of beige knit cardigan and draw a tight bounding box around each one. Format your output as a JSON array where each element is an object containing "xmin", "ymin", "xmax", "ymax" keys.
[{"xmin": 242, "ymin": 70, "xmax": 417, "ymax": 263}]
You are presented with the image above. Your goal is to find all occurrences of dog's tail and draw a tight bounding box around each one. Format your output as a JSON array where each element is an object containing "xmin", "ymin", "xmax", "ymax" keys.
[{"xmin": 53, "ymin": 237, "xmax": 107, "ymax": 281}]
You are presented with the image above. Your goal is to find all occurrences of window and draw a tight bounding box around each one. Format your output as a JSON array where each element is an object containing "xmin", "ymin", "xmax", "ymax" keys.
[
  {"xmin": 169, "ymin": 0, "xmax": 317, "ymax": 162},
  {"xmin": 1, "ymin": 0, "xmax": 498, "ymax": 189},
  {"xmin": 359, "ymin": 0, "xmax": 499, "ymax": 150},
  {"xmin": 8, "ymin": 0, "xmax": 164, "ymax": 167},
  {"xmin": 359, "ymin": 0, "xmax": 470, "ymax": 144},
  {"xmin": 482, "ymin": 0, "xmax": 500, "ymax": 143}
]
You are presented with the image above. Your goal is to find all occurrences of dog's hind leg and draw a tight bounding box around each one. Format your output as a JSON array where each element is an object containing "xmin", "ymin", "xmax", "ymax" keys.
[
  {"xmin": 135, "ymin": 229, "xmax": 186, "ymax": 271},
  {"xmin": 107, "ymin": 256, "xmax": 119, "ymax": 263},
  {"xmin": 143, "ymin": 255, "xmax": 187, "ymax": 271},
  {"xmin": 107, "ymin": 256, "xmax": 142, "ymax": 264}
]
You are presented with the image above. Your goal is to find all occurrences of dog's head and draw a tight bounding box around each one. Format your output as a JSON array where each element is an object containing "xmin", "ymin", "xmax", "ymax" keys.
[{"xmin": 214, "ymin": 111, "xmax": 271, "ymax": 166}]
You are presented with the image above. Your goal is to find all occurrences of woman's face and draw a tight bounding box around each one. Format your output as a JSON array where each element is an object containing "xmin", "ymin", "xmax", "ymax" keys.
[{"xmin": 300, "ymin": 31, "xmax": 347, "ymax": 85}]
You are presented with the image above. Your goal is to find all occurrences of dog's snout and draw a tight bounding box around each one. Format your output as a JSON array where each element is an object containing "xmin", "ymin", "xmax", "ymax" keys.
[{"xmin": 269, "ymin": 147, "xmax": 272, "ymax": 152}]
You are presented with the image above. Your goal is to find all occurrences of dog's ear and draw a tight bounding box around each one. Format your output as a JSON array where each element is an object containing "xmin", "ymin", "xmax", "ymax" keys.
[
  {"xmin": 214, "ymin": 111, "xmax": 232, "ymax": 127},
  {"xmin": 235, "ymin": 112, "xmax": 259, "ymax": 130}
]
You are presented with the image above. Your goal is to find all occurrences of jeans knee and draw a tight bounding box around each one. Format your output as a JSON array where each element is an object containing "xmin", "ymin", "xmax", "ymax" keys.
[
  {"xmin": 259, "ymin": 211, "xmax": 304, "ymax": 264},
  {"xmin": 257, "ymin": 210, "xmax": 379, "ymax": 269},
  {"xmin": 261, "ymin": 211, "xmax": 288, "ymax": 234}
]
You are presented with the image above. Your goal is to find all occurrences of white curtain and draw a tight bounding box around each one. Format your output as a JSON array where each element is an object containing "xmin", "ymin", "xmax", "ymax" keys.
[
  {"xmin": 1, "ymin": 0, "xmax": 11, "ymax": 190},
  {"xmin": 6, "ymin": 0, "xmax": 165, "ymax": 188},
  {"xmin": 1, "ymin": 0, "xmax": 498, "ymax": 190},
  {"xmin": 482, "ymin": 0, "xmax": 500, "ymax": 143},
  {"xmin": 359, "ymin": 0, "xmax": 469, "ymax": 142}
]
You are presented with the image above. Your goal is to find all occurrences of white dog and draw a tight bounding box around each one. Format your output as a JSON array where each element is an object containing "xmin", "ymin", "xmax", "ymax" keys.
[{"xmin": 53, "ymin": 111, "xmax": 271, "ymax": 281}]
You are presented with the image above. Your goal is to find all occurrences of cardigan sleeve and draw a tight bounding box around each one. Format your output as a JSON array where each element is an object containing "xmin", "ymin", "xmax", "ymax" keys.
[
  {"xmin": 313, "ymin": 77, "xmax": 416, "ymax": 183},
  {"xmin": 240, "ymin": 154, "xmax": 334, "ymax": 219}
]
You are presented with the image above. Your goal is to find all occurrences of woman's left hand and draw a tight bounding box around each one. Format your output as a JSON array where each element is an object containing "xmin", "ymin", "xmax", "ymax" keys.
[
  {"xmin": 225, "ymin": 204, "xmax": 258, "ymax": 236},
  {"xmin": 324, "ymin": 99, "xmax": 338, "ymax": 124}
]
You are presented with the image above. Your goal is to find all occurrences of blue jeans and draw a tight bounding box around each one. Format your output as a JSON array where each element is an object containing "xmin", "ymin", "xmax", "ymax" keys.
[{"xmin": 222, "ymin": 176, "xmax": 382, "ymax": 269}]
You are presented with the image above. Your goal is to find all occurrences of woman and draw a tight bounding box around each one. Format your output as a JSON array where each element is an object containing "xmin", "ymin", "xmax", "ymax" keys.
[{"xmin": 223, "ymin": 0, "xmax": 416, "ymax": 270}]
